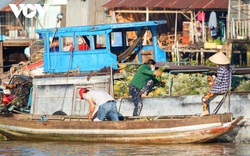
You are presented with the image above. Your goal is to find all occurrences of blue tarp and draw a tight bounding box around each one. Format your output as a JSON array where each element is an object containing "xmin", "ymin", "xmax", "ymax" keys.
[{"xmin": 0, "ymin": 35, "xmax": 5, "ymax": 41}]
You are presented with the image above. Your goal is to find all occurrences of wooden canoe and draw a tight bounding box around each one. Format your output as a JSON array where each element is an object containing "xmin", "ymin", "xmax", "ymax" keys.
[{"xmin": 0, "ymin": 113, "xmax": 243, "ymax": 144}]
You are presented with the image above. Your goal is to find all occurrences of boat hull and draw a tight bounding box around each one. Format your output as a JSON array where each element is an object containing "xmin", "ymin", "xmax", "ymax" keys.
[{"xmin": 0, "ymin": 113, "xmax": 243, "ymax": 144}]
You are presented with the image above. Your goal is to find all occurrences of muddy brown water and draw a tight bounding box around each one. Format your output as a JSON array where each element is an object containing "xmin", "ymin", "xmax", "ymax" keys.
[{"xmin": 0, "ymin": 141, "xmax": 249, "ymax": 156}]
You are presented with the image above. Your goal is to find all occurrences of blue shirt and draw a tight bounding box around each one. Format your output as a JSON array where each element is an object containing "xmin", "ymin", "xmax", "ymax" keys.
[{"xmin": 50, "ymin": 46, "xmax": 59, "ymax": 52}]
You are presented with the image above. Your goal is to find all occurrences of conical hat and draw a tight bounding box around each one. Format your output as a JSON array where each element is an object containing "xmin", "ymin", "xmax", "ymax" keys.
[{"xmin": 209, "ymin": 52, "xmax": 230, "ymax": 64}]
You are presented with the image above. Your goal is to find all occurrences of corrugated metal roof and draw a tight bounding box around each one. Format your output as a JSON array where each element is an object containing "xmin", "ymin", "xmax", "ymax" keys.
[
  {"xmin": 191, "ymin": 0, "xmax": 215, "ymax": 9},
  {"xmin": 0, "ymin": 0, "xmax": 41, "ymax": 11},
  {"xmin": 158, "ymin": 0, "xmax": 178, "ymax": 8},
  {"xmin": 143, "ymin": 0, "xmax": 165, "ymax": 8},
  {"xmin": 129, "ymin": 0, "xmax": 155, "ymax": 8},
  {"xmin": 116, "ymin": 0, "xmax": 140, "ymax": 8},
  {"xmin": 102, "ymin": 0, "xmax": 229, "ymax": 10},
  {"xmin": 205, "ymin": 0, "xmax": 228, "ymax": 9},
  {"xmin": 102, "ymin": 0, "xmax": 123, "ymax": 8},
  {"xmin": 171, "ymin": 0, "xmax": 197, "ymax": 9}
]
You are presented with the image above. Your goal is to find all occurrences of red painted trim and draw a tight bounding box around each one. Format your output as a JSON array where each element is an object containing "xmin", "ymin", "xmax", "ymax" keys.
[{"xmin": 24, "ymin": 60, "xmax": 43, "ymax": 71}]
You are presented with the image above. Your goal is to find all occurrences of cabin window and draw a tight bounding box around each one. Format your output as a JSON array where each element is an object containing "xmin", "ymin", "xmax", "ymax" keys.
[
  {"xmin": 77, "ymin": 36, "xmax": 90, "ymax": 50},
  {"xmin": 62, "ymin": 36, "xmax": 74, "ymax": 52},
  {"xmin": 126, "ymin": 31, "xmax": 137, "ymax": 46},
  {"xmin": 93, "ymin": 34, "xmax": 106, "ymax": 49},
  {"xmin": 49, "ymin": 37, "xmax": 59, "ymax": 52},
  {"xmin": 145, "ymin": 30, "xmax": 153, "ymax": 45},
  {"xmin": 111, "ymin": 32, "xmax": 123, "ymax": 47}
]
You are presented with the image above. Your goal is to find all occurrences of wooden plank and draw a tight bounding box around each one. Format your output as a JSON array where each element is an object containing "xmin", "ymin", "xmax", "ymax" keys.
[{"xmin": 3, "ymin": 39, "xmax": 35, "ymax": 47}]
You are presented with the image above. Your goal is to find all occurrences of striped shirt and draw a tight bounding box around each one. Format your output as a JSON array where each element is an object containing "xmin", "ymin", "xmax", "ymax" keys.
[{"xmin": 210, "ymin": 65, "xmax": 234, "ymax": 93}]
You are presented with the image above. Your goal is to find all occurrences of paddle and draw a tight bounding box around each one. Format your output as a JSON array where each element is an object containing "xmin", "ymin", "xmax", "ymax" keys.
[{"xmin": 212, "ymin": 91, "xmax": 229, "ymax": 114}]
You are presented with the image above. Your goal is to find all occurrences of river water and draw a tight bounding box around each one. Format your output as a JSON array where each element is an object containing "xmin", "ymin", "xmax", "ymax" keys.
[{"xmin": 0, "ymin": 141, "xmax": 249, "ymax": 156}]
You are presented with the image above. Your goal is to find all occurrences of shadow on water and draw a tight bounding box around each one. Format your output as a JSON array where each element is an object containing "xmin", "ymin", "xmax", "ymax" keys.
[
  {"xmin": 0, "ymin": 141, "xmax": 250, "ymax": 156},
  {"xmin": 216, "ymin": 120, "xmax": 247, "ymax": 143}
]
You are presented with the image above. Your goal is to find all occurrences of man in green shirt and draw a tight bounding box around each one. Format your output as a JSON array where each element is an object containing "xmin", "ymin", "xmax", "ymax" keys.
[{"xmin": 129, "ymin": 59, "xmax": 161, "ymax": 116}]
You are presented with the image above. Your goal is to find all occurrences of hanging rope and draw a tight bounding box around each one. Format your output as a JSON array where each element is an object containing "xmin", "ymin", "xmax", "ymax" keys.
[
  {"xmin": 118, "ymin": 27, "xmax": 147, "ymax": 62},
  {"xmin": 54, "ymin": 46, "xmax": 75, "ymax": 115},
  {"xmin": 30, "ymin": 49, "xmax": 44, "ymax": 63}
]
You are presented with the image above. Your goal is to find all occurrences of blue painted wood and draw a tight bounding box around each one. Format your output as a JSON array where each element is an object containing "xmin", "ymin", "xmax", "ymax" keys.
[{"xmin": 36, "ymin": 20, "xmax": 167, "ymax": 73}]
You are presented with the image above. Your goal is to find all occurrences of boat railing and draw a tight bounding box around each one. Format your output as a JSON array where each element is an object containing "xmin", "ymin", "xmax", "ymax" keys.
[
  {"xmin": 25, "ymin": 112, "xmax": 237, "ymax": 123},
  {"xmin": 228, "ymin": 18, "xmax": 250, "ymax": 40}
]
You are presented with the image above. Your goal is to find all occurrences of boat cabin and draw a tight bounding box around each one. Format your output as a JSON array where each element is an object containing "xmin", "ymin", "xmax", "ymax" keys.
[{"xmin": 35, "ymin": 20, "xmax": 167, "ymax": 73}]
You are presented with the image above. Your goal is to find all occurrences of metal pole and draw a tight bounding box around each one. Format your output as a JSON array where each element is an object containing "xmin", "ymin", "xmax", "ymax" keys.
[
  {"xmin": 50, "ymin": 13, "xmax": 63, "ymax": 46},
  {"xmin": 227, "ymin": 67, "xmax": 234, "ymax": 113},
  {"xmin": 110, "ymin": 65, "xmax": 114, "ymax": 97},
  {"xmin": 175, "ymin": 11, "xmax": 179, "ymax": 64}
]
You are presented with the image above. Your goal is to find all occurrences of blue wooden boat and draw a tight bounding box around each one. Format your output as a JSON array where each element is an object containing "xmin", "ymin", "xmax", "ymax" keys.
[{"xmin": 35, "ymin": 20, "xmax": 167, "ymax": 73}]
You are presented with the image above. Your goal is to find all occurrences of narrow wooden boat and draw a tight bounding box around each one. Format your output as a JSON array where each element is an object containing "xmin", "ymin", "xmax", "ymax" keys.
[{"xmin": 0, "ymin": 113, "xmax": 243, "ymax": 144}]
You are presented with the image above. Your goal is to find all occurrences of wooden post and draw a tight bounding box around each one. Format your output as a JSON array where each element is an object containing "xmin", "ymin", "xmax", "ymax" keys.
[
  {"xmin": 196, "ymin": 52, "xmax": 199, "ymax": 64},
  {"xmin": 143, "ymin": 7, "xmax": 149, "ymax": 45},
  {"xmin": 228, "ymin": 42, "xmax": 233, "ymax": 64},
  {"xmin": 0, "ymin": 42, "xmax": 3, "ymax": 74},
  {"xmin": 243, "ymin": 43, "xmax": 250, "ymax": 66},
  {"xmin": 247, "ymin": 51, "xmax": 250, "ymax": 66},
  {"xmin": 171, "ymin": 51, "xmax": 175, "ymax": 62},
  {"xmin": 201, "ymin": 49, "xmax": 204, "ymax": 65}
]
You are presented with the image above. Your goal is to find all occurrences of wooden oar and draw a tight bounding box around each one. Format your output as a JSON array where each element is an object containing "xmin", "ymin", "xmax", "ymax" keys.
[{"xmin": 212, "ymin": 91, "xmax": 229, "ymax": 114}]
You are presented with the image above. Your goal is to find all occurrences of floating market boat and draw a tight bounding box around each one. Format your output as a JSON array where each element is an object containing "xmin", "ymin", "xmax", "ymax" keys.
[
  {"xmin": 0, "ymin": 19, "xmax": 247, "ymax": 143},
  {"xmin": 0, "ymin": 113, "xmax": 243, "ymax": 143}
]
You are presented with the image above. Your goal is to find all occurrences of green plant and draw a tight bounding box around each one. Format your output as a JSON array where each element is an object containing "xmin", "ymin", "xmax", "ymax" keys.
[{"xmin": 113, "ymin": 64, "xmax": 250, "ymax": 98}]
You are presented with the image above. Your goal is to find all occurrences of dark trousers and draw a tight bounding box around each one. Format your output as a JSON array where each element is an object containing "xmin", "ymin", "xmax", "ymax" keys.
[{"xmin": 129, "ymin": 80, "xmax": 154, "ymax": 116}]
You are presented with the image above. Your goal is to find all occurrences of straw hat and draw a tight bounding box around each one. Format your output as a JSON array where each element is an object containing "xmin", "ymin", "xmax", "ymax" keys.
[{"xmin": 209, "ymin": 52, "xmax": 230, "ymax": 65}]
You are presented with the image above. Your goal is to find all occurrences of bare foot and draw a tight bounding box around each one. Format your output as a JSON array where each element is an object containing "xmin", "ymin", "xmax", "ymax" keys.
[{"xmin": 200, "ymin": 110, "xmax": 209, "ymax": 117}]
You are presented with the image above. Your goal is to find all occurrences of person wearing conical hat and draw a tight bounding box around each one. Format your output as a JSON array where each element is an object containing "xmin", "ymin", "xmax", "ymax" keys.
[{"xmin": 200, "ymin": 52, "xmax": 234, "ymax": 117}]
